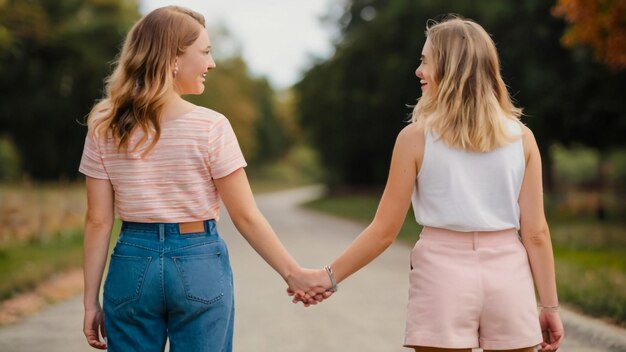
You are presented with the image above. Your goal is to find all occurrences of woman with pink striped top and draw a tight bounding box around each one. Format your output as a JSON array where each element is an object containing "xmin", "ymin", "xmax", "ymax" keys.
[{"xmin": 79, "ymin": 6, "xmax": 328, "ymax": 351}]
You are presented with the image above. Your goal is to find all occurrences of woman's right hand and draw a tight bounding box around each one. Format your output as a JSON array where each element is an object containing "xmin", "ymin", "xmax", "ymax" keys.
[
  {"xmin": 286, "ymin": 268, "xmax": 333, "ymax": 307},
  {"xmin": 83, "ymin": 303, "xmax": 107, "ymax": 350},
  {"xmin": 538, "ymin": 309, "xmax": 564, "ymax": 351}
]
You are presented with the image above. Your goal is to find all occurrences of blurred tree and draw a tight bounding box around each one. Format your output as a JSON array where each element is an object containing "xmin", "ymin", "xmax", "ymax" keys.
[
  {"xmin": 0, "ymin": 135, "xmax": 21, "ymax": 181},
  {"xmin": 187, "ymin": 24, "xmax": 292, "ymax": 163},
  {"xmin": 186, "ymin": 57, "xmax": 259, "ymax": 158},
  {"xmin": 297, "ymin": 0, "xmax": 626, "ymax": 188},
  {"xmin": 486, "ymin": 1, "xmax": 626, "ymax": 197},
  {"xmin": 0, "ymin": 3, "xmax": 290, "ymax": 179},
  {"xmin": 551, "ymin": 0, "xmax": 626, "ymax": 217},
  {"xmin": 186, "ymin": 55, "xmax": 291, "ymax": 163},
  {"xmin": 273, "ymin": 89, "xmax": 301, "ymax": 148},
  {"xmin": 0, "ymin": 0, "xmax": 140, "ymax": 180},
  {"xmin": 552, "ymin": 0, "xmax": 626, "ymax": 70},
  {"xmin": 253, "ymin": 79, "xmax": 289, "ymax": 161},
  {"xmin": 298, "ymin": 0, "xmax": 423, "ymax": 187}
]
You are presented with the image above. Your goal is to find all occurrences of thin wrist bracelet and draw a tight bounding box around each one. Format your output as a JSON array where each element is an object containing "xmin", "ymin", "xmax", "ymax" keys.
[
  {"xmin": 324, "ymin": 265, "xmax": 338, "ymax": 292},
  {"xmin": 539, "ymin": 305, "xmax": 560, "ymax": 311}
]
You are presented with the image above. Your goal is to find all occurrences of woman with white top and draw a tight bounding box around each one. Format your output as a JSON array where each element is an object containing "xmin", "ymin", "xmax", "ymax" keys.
[{"xmin": 293, "ymin": 16, "xmax": 564, "ymax": 352}]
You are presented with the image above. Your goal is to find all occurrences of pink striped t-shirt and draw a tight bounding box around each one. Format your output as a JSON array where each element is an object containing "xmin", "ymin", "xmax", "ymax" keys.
[{"xmin": 79, "ymin": 106, "xmax": 247, "ymax": 222}]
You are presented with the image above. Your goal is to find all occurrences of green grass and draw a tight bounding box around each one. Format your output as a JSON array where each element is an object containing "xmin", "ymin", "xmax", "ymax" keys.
[
  {"xmin": 550, "ymin": 221, "xmax": 626, "ymax": 324},
  {"xmin": 304, "ymin": 195, "xmax": 422, "ymax": 243},
  {"xmin": 555, "ymin": 252, "xmax": 626, "ymax": 324},
  {"xmin": 302, "ymin": 194, "xmax": 626, "ymax": 326},
  {"xmin": 0, "ymin": 231, "xmax": 84, "ymax": 300},
  {"xmin": 0, "ymin": 222, "xmax": 122, "ymax": 301},
  {"xmin": 246, "ymin": 144, "xmax": 324, "ymax": 194},
  {"xmin": 248, "ymin": 179, "xmax": 316, "ymax": 194}
]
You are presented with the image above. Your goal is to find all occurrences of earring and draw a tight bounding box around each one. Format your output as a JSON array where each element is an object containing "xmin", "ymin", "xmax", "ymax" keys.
[{"xmin": 173, "ymin": 65, "xmax": 179, "ymax": 78}]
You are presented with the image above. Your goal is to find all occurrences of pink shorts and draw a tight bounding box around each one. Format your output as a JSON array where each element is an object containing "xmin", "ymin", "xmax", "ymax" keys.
[{"xmin": 404, "ymin": 227, "xmax": 543, "ymax": 350}]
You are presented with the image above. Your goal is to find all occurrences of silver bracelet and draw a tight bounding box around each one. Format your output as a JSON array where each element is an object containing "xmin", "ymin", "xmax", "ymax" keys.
[
  {"xmin": 539, "ymin": 305, "xmax": 560, "ymax": 312},
  {"xmin": 324, "ymin": 265, "xmax": 338, "ymax": 292}
]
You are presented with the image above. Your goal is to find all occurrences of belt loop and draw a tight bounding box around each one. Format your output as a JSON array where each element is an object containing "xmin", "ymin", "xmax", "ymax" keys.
[
  {"xmin": 473, "ymin": 232, "xmax": 477, "ymax": 251},
  {"xmin": 159, "ymin": 224, "xmax": 165, "ymax": 242}
]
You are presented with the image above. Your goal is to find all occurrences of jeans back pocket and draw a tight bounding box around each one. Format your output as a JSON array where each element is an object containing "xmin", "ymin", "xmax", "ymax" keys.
[
  {"xmin": 104, "ymin": 254, "xmax": 152, "ymax": 308},
  {"xmin": 172, "ymin": 252, "xmax": 225, "ymax": 305}
]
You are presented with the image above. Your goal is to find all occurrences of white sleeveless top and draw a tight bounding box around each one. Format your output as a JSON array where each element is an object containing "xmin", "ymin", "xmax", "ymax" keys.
[{"xmin": 411, "ymin": 120, "xmax": 525, "ymax": 231}]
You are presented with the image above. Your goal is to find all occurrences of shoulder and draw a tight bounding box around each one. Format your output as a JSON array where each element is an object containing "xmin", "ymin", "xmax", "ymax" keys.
[
  {"xmin": 184, "ymin": 106, "xmax": 236, "ymax": 132},
  {"xmin": 394, "ymin": 123, "xmax": 426, "ymax": 168},
  {"xmin": 397, "ymin": 122, "xmax": 425, "ymax": 148},
  {"xmin": 86, "ymin": 100, "xmax": 112, "ymax": 136},
  {"xmin": 190, "ymin": 106, "xmax": 228, "ymax": 123},
  {"xmin": 520, "ymin": 124, "xmax": 537, "ymax": 145},
  {"xmin": 519, "ymin": 123, "xmax": 539, "ymax": 162}
]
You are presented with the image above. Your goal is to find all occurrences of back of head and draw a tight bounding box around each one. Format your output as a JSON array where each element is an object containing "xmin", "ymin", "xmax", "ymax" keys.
[
  {"xmin": 412, "ymin": 15, "xmax": 522, "ymax": 152},
  {"xmin": 87, "ymin": 6, "xmax": 205, "ymax": 155}
]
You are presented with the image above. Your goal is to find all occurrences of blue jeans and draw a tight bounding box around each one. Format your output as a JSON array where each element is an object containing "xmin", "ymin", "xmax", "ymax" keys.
[{"xmin": 103, "ymin": 220, "xmax": 234, "ymax": 352}]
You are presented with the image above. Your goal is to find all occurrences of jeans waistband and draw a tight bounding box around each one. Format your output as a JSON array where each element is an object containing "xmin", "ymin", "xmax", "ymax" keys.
[{"xmin": 121, "ymin": 219, "xmax": 217, "ymax": 236}]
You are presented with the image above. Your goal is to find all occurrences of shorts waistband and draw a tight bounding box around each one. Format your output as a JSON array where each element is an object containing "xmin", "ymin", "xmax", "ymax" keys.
[
  {"xmin": 121, "ymin": 219, "xmax": 216, "ymax": 236},
  {"xmin": 419, "ymin": 226, "xmax": 519, "ymax": 249}
]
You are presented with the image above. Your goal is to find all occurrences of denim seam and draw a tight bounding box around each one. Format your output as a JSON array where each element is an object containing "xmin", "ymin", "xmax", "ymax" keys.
[
  {"xmin": 120, "ymin": 229, "xmax": 158, "ymax": 234},
  {"xmin": 159, "ymin": 224, "xmax": 166, "ymax": 312},
  {"xmin": 117, "ymin": 240, "xmax": 161, "ymax": 253},
  {"xmin": 164, "ymin": 239, "xmax": 220, "ymax": 254}
]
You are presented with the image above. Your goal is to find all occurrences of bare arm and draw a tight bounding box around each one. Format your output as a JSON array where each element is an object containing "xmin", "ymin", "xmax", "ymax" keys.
[
  {"xmin": 214, "ymin": 168, "xmax": 326, "ymax": 296},
  {"xmin": 330, "ymin": 125, "xmax": 423, "ymax": 283},
  {"xmin": 83, "ymin": 177, "xmax": 114, "ymax": 349},
  {"xmin": 518, "ymin": 127, "xmax": 559, "ymax": 307},
  {"xmin": 518, "ymin": 126, "xmax": 564, "ymax": 350}
]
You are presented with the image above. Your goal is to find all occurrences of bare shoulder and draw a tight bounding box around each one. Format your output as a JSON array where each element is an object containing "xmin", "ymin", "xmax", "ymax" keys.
[
  {"xmin": 520, "ymin": 124, "xmax": 535, "ymax": 141},
  {"xmin": 396, "ymin": 122, "xmax": 425, "ymax": 150},
  {"xmin": 395, "ymin": 123, "xmax": 425, "ymax": 172},
  {"xmin": 520, "ymin": 124, "xmax": 539, "ymax": 162}
]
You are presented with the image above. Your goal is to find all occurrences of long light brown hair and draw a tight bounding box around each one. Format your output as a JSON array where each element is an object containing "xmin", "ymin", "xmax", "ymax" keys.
[
  {"xmin": 87, "ymin": 6, "xmax": 205, "ymax": 156},
  {"xmin": 412, "ymin": 16, "xmax": 522, "ymax": 152}
]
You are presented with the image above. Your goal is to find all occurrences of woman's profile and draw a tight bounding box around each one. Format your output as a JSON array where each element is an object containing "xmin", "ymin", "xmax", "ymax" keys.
[{"xmin": 79, "ymin": 6, "xmax": 326, "ymax": 351}]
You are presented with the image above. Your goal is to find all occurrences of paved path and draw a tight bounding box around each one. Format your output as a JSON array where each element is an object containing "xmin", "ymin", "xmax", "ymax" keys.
[{"xmin": 1, "ymin": 186, "xmax": 625, "ymax": 351}]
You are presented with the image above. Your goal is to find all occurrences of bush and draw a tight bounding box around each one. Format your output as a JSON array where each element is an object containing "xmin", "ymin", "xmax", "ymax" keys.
[
  {"xmin": 0, "ymin": 136, "xmax": 21, "ymax": 182},
  {"xmin": 552, "ymin": 144, "xmax": 599, "ymax": 185},
  {"xmin": 608, "ymin": 149, "xmax": 626, "ymax": 184}
]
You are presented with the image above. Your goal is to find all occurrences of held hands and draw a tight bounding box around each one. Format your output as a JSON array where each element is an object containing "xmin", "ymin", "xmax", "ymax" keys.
[
  {"xmin": 538, "ymin": 309, "xmax": 564, "ymax": 351},
  {"xmin": 286, "ymin": 267, "xmax": 335, "ymax": 307}
]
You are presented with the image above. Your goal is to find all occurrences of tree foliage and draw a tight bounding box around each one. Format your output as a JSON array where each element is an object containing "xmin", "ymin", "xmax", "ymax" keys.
[
  {"xmin": 552, "ymin": 0, "xmax": 626, "ymax": 70},
  {"xmin": 183, "ymin": 25, "xmax": 292, "ymax": 163},
  {"xmin": 186, "ymin": 56, "xmax": 291, "ymax": 163},
  {"xmin": 296, "ymin": 0, "xmax": 626, "ymax": 187},
  {"xmin": 0, "ymin": 0, "xmax": 141, "ymax": 180},
  {"xmin": 0, "ymin": 2, "xmax": 291, "ymax": 180}
]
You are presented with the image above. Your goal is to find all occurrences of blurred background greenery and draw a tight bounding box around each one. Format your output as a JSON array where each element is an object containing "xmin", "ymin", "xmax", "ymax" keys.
[{"xmin": 0, "ymin": 0, "xmax": 624, "ymax": 325}]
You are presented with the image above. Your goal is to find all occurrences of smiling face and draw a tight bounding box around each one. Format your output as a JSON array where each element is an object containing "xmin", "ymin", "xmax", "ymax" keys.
[
  {"xmin": 174, "ymin": 25, "xmax": 216, "ymax": 95},
  {"xmin": 415, "ymin": 38, "xmax": 436, "ymax": 95}
]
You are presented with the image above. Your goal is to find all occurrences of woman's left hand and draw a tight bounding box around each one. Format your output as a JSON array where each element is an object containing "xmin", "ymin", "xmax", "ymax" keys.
[
  {"xmin": 538, "ymin": 309, "xmax": 564, "ymax": 351},
  {"xmin": 286, "ymin": 268, "xmax": 334, "ymax": 307}
]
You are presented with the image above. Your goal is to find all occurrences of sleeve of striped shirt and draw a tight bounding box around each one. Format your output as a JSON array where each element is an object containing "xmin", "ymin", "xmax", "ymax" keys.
[
  {"xmin": 209, "ymin": 117, "xmax": 247, "ymax": 179},
  {"xmin": 78, "ymin": 132, "xmax": 110, "ymax": 179}
]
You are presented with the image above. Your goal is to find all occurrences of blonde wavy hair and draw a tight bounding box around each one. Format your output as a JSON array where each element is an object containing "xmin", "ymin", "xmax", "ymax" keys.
[
  {"xmin": 412, "ymin": 16, "xmax": 522, "ymax": 152},
  {"xmin": 87, "ymin": 6, "xmax": 205, "ymax": 156}
]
